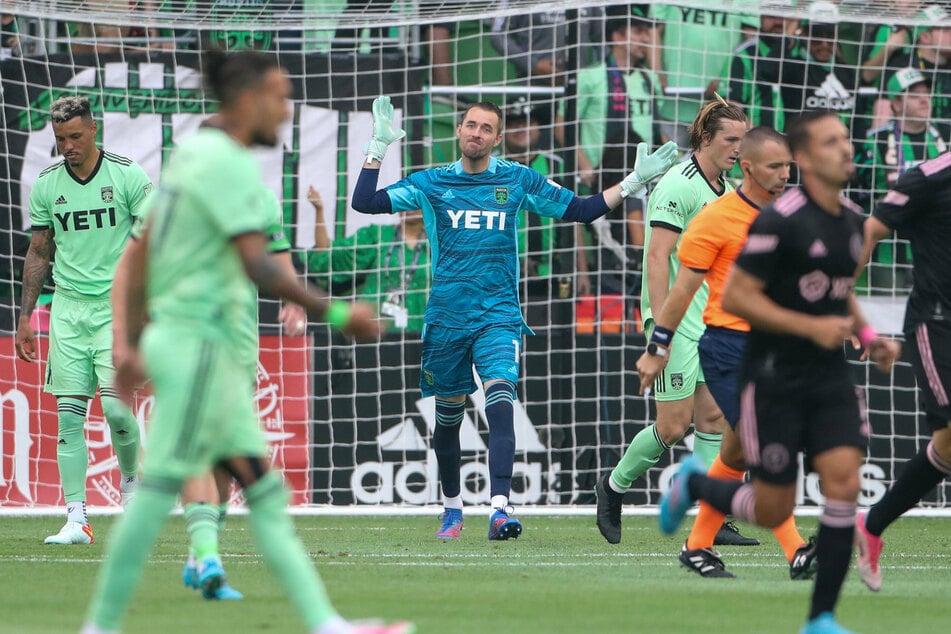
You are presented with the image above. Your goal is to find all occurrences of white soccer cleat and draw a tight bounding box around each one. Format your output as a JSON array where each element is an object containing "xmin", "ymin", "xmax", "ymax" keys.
[{"xmin": 44, "ymin": 521, "xmax": 94, "ymax": 545}]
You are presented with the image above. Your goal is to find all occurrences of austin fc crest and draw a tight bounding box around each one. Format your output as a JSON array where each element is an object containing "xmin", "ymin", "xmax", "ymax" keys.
[
  {"xmin": 101, "ymin": 186, "xmax": 114, "ymax": 203},
  {"xmin": 670, "ymin": 373, "xmax": 684, "ymax": 390},
  {"xmin": 495, "ymin": 187, "xmax": 508, "ymax": 204}
]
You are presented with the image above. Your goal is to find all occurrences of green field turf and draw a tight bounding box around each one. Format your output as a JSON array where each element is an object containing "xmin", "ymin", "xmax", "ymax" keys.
[{"xmin": 0, "ymin": 514, "xmax": 947, "ymax": 634}]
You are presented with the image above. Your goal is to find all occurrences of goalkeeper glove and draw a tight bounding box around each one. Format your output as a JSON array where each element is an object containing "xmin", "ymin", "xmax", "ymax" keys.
[
  {"xmin": 620, "ymin": 140, "xmax": 679, "ymax": 198},
  {"xmin": 364, "ymin": 96, "xmax": 406, "ymax": 163}
]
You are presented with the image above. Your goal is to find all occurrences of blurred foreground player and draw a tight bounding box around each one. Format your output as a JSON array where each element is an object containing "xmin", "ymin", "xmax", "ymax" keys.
[{"xmin": 81, "ymin": 49, "xmax": 411, "ymax": 634}]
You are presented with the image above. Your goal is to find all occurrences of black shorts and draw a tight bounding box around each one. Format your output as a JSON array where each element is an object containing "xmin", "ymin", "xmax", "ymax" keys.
[
  {"xmin": 906, "ymin": 319, "xmax": 951, "ymax": 431},
  {"xmin": 738, "ymin": 375, "xmax": 869, "ymax": 486}
]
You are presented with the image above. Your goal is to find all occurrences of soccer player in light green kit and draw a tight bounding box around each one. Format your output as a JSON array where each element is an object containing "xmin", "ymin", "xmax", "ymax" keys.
[
  {"xmin": 81, "ymin": 50, "xmax": 412, "ymax": 634},
  {"xmin": 595, "ymin": 99, "xmax": 756, "ymax": 546},
  {"xmin": 179, "ymin": 186, "xmax": 306, "ymax": 600},
  {"xmin": 119, "ymin": 183, "xmax": 306, "ymax": 601},
  {"xmin": 16, "ymin": 96, "xmax": 149, "ymax": 545}
]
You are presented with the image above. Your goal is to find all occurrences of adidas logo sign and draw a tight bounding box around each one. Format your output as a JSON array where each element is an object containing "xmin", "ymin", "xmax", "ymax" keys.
[
  {"xmin": 441, "ymin": 189, "xmax": 455, "ymax": 200},
  {"xmin": 55, "ymin": 195, "xmax": 67, "ymax": 205},
  {"xmin": 807, "ymin": 73, "xmax": 854, "ymax": 110},
  {"xmin": 352, "ymin": 368, "xmax": 550, "ymax": 505},
  {"xmin": 808, "ymin": 239, "xmax": 828, "ymax": 258}
]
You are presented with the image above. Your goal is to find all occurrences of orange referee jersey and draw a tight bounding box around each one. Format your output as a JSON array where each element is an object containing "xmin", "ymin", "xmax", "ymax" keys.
[{"xmin": 676, "ymin": 189, "xmax": 760, "ymax": 332}]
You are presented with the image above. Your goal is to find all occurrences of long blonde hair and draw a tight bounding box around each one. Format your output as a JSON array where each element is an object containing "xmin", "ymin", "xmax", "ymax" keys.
[{"xmin": 687, "ymin": 95, "xmax": 748, "ymax": 151}]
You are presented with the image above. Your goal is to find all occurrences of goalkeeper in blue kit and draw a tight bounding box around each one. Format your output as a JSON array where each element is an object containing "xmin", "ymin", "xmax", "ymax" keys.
[{"xmin": 352, "ymin": 96, "xmax": 677, "ymax": 540}]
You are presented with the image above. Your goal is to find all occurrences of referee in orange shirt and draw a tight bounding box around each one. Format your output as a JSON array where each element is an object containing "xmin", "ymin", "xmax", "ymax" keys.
[{"xmin": 636, "ymin": 126, "xmax": 814, "ymax": 579}]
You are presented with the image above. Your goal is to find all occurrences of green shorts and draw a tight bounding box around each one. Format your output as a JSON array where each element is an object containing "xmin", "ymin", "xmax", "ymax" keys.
[
  {"xmin": 45, "ymin": 293, "xmax": 115, "ymax": 398},
  {"xmin": 644, "ymin": 318, "xmax": 705, "ymax": 403},
  {"xmin": 141, "ymin": 324, "xmax": 265, "ymax": 482}
]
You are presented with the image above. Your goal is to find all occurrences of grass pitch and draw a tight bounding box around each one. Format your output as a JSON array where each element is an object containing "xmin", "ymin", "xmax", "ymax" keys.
[{"xmin": 0, "ymin": 514, "xmax": 948, "ymax": 634}]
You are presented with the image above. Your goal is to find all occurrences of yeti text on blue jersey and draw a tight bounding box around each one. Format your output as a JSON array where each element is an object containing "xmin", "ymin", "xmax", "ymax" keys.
[{"xmin": 385, "ymin": 157, "xmax": 575, "ymax": 329}]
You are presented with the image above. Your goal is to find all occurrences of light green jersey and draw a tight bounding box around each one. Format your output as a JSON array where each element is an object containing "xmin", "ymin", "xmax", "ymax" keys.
[
  {"xmin": 650, "ymin": 4, "xmax": 750, "ymax": 125},
  {"xmin": 640, "ymin": 155, "xmax": 732, "ymax": 341},
  {"xmin": 572, "ymin": 61, "xmax": 660, "ymax": 167},
  {"xmin": 29, "ymin": 151, "xmax": 153, "ymax": 299},
  {"xmin": 233, "ymin": 188, "xmax": 290, "ymax": 375},
  {"xmin": 143, "ymin": 128, "xmax": 272, "ymax": 343}
]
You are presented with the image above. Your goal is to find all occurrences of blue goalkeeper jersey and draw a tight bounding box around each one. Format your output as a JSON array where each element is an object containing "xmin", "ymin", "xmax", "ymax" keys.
[{"xmin": 385, "ymin": 157, "xmax": 575, "ymax": 330}]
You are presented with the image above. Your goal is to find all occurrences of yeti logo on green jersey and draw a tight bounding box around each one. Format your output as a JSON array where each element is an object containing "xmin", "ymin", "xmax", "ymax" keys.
[
  {"xmin": 101, "ymin": 186, "xmax": 114, "ymax": 203},
  {"xmin": 495, "ymin": 187, "xmax": 508, "ymax": 204}
]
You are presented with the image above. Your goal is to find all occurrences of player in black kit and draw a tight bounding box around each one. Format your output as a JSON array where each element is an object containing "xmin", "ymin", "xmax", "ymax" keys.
[
  {"xmin": 853, "ymin": 151, "xmax": 951, "ymax": 593},
  {"xmin": 657, "ymin": 110, "xmax": 901, "ymax": 634}
]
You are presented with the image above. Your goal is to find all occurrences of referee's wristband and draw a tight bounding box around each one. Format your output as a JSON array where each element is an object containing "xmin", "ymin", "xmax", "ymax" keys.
[
  {"xmin": 650, "ymin": 325, "xmax": 674, "ymax": 348},
  {"xmin": 325, "ymin": 300, "xmax": 352, "ymax": 330}
]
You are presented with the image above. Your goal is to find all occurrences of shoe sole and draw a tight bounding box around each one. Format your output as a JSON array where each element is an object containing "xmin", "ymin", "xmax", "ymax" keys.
[
  {"xmin": 659, "ymin": 456, "xmax": 702, "ymax": 535},
  {"xmin": 201, "ymin": 574, "xmax": 223, "ymax": 600},
  {"xmin": 489, "ymin": 520, "xmax": 522, "ymax": 541}
]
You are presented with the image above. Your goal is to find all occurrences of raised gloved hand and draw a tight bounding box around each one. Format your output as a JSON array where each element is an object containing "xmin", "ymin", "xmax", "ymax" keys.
[
  {"xmin": 364, "ymin": 96, "xmax": 406, "ymax": 163},
  {"xmin": 621, "ymin": 140, "xmax": 679, "ymax": 198}
]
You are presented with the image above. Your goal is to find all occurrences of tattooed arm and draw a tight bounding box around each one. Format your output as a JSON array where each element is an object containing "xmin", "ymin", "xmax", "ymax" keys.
[{"xmin": 16, "ymin": 228, "xmax": 53, "ymax": 362}]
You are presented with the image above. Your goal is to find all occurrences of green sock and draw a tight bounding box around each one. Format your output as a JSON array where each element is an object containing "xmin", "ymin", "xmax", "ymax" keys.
[
  {"xmin": 693, "ymin": 431, "xmax": 723, "ymax": 468},
  {"xmin": 101, "ymin": 394, "xmax": 141, "ymax": 478},
  {"xmin": 245, "ymin": 472, "xmax": 338, "ymax": 629},
  {"xmin": 218, "ymin": 502, "xmax": 229, "ymax": 533},
  {"xmin": 184, "ymin": 502, "xmax": 219, "ymax": 561},
  {"xmin": 86, "ymin": 477, "xmax": 180, "ymax": 630},
  {"xmin": 611, "ymin": 424, "xmax": 669, "ymax": 490},
  {"xmin": 56, "ymin": 397, "xmax": 89, "ymax": 502}
]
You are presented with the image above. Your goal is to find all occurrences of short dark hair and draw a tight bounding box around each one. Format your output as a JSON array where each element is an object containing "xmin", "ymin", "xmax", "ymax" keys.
[
  {"xmin": 50, "ymin": 96, "xmax": 93, "ymax": 124},
  {"xmin": 202, "ymin": 48, "xmax": 281, "ymax": 107},
  {"xmin": 687, "ymin": 98, "xmax": 748, "ymax": 150},
  {"xmin": 740, "ymin": 126, "xmax": 788, "ymax": 158},
  {"xmin": 785, "ymin": 110, "xmax": 839, "ymax": 155},
  {"xmin": 460, "ymin": 101, "xmax": 504, "ymax": 131}
]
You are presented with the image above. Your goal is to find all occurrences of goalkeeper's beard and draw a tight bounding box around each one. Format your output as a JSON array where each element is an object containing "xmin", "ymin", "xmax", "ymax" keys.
[{"xmin": 461, "ymin": 143, "xmax": 492, "ymax": 162}]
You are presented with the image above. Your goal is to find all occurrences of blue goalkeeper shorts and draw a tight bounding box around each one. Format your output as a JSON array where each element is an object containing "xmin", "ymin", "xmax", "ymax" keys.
[{"xmin": 419, "ymin": 322, "xmax": 522, "ymax": 397}]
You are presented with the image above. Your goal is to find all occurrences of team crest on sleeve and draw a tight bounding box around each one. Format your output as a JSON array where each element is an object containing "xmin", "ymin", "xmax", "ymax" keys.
[
  {"xmin": 143, "ymin": 183, "xmax": 154, "ymax": 197},
  {"xmin": 101, "ymin": 186, "xmax": 114, "ymax": 203},
  {"xmin": 494, "ymin": 187, "xmax": 508, "ymax": 204}
]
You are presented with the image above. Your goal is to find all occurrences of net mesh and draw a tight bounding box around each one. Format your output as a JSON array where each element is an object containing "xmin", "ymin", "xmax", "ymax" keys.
[{"xmin": 1, "ymin": 0, "xmax": 949, "ymax": 509}]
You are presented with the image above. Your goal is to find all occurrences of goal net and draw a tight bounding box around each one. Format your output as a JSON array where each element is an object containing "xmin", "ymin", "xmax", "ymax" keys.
[{"xmin": 0, "ymin": 0, "xmax": 947, "ymax": 511}]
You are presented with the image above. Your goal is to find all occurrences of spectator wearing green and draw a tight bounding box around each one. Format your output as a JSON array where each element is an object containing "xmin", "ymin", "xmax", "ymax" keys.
[
  {"xmin": 884, "ymin": 6, "xmax": 951, "ymax": 125},
  {"xmin": 857, "ymin": 68, "xmax": 948, "ymax": 293},
  {"xmin": 306, "ymin": 187, "xmax": 430, "ymax": 333},
  {"xmin": 727, "ymin": 7, "xmax": 799, "ymax": 130},
  {"xmin": 496, "ymin": 101, "xmax": 563, "ymax": 297},
  {"xmin": 556, "ymin": 5, "xmax": 662, "ymax": 192},
  {"xmin": 648, "ymin": 3, "xmax": 751, "ymax": 148}
]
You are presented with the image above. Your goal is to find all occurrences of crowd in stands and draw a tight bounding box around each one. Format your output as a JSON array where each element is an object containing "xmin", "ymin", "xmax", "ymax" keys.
[{"xmin": 4, "ymin": 0, "xmax": 950, "ymax": 331}]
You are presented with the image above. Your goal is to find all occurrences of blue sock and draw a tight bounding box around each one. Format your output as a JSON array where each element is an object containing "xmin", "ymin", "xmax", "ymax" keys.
[
  {"xmin": 432, "ymin": 398, "xmax": 465, "ymax": 498},
  {"xmin": 485, "ymin": 381, "xmax": 516, "ymax": 498}
]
